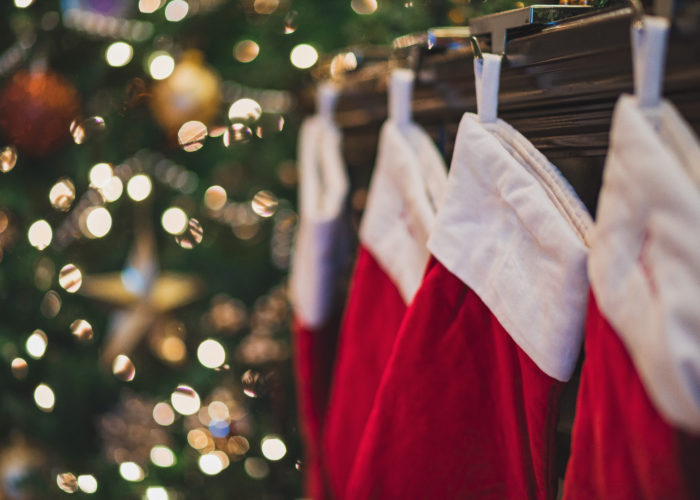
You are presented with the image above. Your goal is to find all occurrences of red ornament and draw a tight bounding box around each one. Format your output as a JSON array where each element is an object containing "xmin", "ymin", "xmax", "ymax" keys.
[{"xmin": 0, "ymin": 70, "xmax": 81, "ymax": 158}]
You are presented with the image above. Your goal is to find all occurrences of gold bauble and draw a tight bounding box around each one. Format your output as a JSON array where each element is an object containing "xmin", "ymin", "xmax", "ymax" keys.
[{"xmin": 149, "ymin": 50, "xmax": 222, "ymax": 135}]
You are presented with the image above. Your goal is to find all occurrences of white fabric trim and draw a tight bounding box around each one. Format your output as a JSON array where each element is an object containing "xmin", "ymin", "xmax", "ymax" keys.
[
  {"xmin": 289, "ymin": 115, "xmax": 350, "ymax": 329},
  {"xmin": 589, "ymin": 95, "xmax": 700, "ymax": 433},
  {"xmin": 359, "ymin": 120, "xmax": 448, "ymax": 304},
  {"xmin": 428, "ymin": 113, "xmax": 592, "ymax": 382}
]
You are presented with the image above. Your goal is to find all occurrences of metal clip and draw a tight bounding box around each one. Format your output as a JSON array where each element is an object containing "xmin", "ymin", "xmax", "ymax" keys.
[{"xmin": 469, "ymin": 4, "xmax": 592, "ymax": 54}]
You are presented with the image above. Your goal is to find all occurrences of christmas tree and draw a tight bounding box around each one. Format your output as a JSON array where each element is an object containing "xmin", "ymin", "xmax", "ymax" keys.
[{"xmin": 0, "ymin": 1, "xmax": 525, "ymax": 498}]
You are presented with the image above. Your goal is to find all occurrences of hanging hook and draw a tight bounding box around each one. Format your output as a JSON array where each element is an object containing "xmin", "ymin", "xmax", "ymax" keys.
[{"xmin": 470, "ymin": 36, "xmax": 483, "ymax": 60}]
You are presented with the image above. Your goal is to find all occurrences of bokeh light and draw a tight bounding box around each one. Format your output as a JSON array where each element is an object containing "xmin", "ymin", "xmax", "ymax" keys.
[
  {"xmin": 106, "ymin": 42, "xmax": 134, "ymax": 67},
  {"xmin": 283, "ymin": 10, "xmax": 298, "ymax": 34},
  {"xmin": 241, "ymin": 369, "xmax": 266, "ymax": 398},
  {"xmin": 0, "ymin": 145, "xmax": 17, "ymax": 173},
  {"xmin": 158, "ymin": 335, "xmax": 187, "ymax": 363},
  {"xmin": 244, "ymin": 457, "xmax": 269, "ymax": 479},
  {"xmin": 84, "ymin": 206, "xmax": 112, "ymax": 238},
  {"xmin": 208, "ymin": 401, "xmax": 230, "ymax": 421},
  {"xmin": 148, "ymin": 52, "xmax": 175, "ymax": 80},
  {"xmin": 197, "ymin": 339, "xmax": 226, "ymax": 369},
  {"xmin": 251, "ymin": 190, "xmax": 278, "ymax": 217},
  {"xmin": 56, "ymin": 472, "xmax": 77, "ymax": 493},
  {"xmin": 174, "ymin": 218, "xmax": 203, "ymax": 249},
  {"xmin": 351, "ymin": 0, "xmax": 378, "ymax": 15},
  {"xmin": 198, "ymin": 452, "xmax": 224, "ymax": 475},
  {"xmin": 28, "ymin": 220, "xmax": 52, "ymax": 250},
  {"xmin": 290, "ymin": 44, "xmax": 318, "ymax": 69},
  {"xmin": 58, "ymin": 264, "xmax": 82, "ymax": 293},
  {"xmin": 222, "ymin": 123, "xmax": 253, "ymax": 146},
  {"xmin": 228, "ymin": 435, "xmax": 250, "ymax": 455},
  {"xmin": 261, "ymin": 435, "xmax": 287, "ymax": 461},
  {"xmin": 164, "ymin": 0, "xmax": 189, "ymax": 22},
  {"xmin": 187, "ymin": 428, "xmax": 210, "ymax": 450},
  {"xmin": 11, "ymin": 357, "xmax": 28, "ymax": 379},
  {"xmin": 112, "ymin": 354, "xmax": 136, "ymax": 381},
  {"xmin": 153, "ymin": 402, "xmax": 176, "ymax": 426},
  {"xmin": 70, "ymin": 319, "xmax": 94, "ymax": 342},
  {"xmin": 40, "ymin": 290, "xmax": 62, "ymax": 318},
  {"xmin": 89, "ymin": 163, "xmax": 113, "ymax": 189},
  {"xmin": 234, "ymin": 40, "xmax": 259, "ymax": 63},
  {"xmin": 150, "ymin": 445, "xmax": 176, "ymax": 467},
  {"xmin": 171, "ymin": 385, "xmax": 201, "ymax": 415},
  {"xmin": 161, "ymin": 207, "xmax": 188, "ymax": 235},
  {"xmin": 77, "ymin": 474, "xmax": 98, "ymax": 494},
  {"xmin": 26, "ymin": 329, "xmax": 47, "ymax": 359},
  {"xmin": 127, "ymin": 174, "xmax": 152, "ymax": 201},
  {"xmin": 34, "ymin": 383, "xmax": 55, "ymax": 412},
  {"xmin": 119, "ymin": 462, "xmax": 145, "ymax": 482},
  {"xmin": 228, "ymin": 98, "xmax": 262, "ymax": 123},
  {"xmin": 70, "ymin": 117, "xmax": 106, "ymax": 145},
  {"xmin": 177, "ymin": 121, "xmax": 207, "ymax": 152},
  {"xmin": 253, "ymin": 0, "xmax": 279, "ymax": 14},
  {"xmin": 145, "ymin": 487, "xmax": 169, "ymax": 500},
  {"xmin": 139, "ymin": 0, "xmax": 164, "ymax": 13},
  {"xmin": 49, "ymin": 178, "xmax": 76, "ymax": 212},
  {"xmin": 204, "ymin": 185, "xmax": 227, "ymax": 211},
  {"xmin": 101, "ymin": 176, "xmax": 124, "ymax": 202}
]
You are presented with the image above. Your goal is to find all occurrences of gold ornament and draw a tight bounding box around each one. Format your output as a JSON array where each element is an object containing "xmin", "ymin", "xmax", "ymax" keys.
[{"xmin": 149, "ymin": 50, "xmax": 222, "ymax": 135}]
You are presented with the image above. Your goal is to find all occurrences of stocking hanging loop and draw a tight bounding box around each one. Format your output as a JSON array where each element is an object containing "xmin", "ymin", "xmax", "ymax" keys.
[
  {"xmin": 317, "ymin": 81, "xmax": 340, "ymax": 122},
  {"xmin": 631, "ymin": 15, "xmax": 670, "ymax": 110},
  {"xmin": 474, "ymin": 53, "xmax": 502, "ymax": 124},
  {"xmin": 388, "ymin": 68, "xmax": 414, "ymax": 128}
]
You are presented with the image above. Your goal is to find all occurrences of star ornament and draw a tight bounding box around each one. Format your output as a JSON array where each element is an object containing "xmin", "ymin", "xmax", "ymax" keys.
[{"xmin": 79, "ymin": 224, "xmax": 205, "ymax": 366}]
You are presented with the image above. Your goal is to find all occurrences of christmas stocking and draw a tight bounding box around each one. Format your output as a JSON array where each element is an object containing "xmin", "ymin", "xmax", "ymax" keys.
[
  {"xmin": 562, "ymin": 96, "xmax": 700, "ymax": 499},
  {"xmin": 345, "ymin": 108, "xmax": 592, "ymax": 500},
  {"xmin": 290, "ymin": 87, "xmax": 350, "ymax": 499},
  {"xmin": 322, "ymin": 70, "xmax": 448, "ymax": 500}
]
